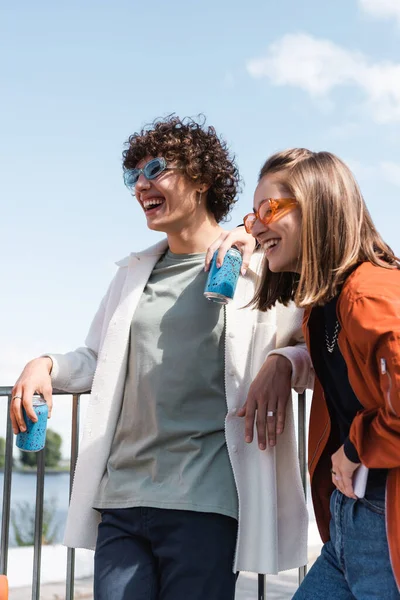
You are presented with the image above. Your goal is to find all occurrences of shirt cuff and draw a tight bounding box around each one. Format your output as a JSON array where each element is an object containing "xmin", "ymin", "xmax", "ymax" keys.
[{"xmin": 344, "ymin": 437, "xmax": 360, "ymax": 463}]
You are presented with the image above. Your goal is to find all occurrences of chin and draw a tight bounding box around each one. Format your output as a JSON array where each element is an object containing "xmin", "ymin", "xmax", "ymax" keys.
[
  {"xmin": 268, "ymin": 261, "xmax": 282, "ymax": 273},
  {"xmin": 268, "ymin": 260, "xmax": 293, "ymax": 273},
  {"xmin": 146, "ymin": 219, "xmax": 168, "ymax": 233}
]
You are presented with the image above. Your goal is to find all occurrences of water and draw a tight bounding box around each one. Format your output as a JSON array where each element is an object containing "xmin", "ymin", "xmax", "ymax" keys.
[
  {"xmin": 0, "ymin": 471, "xmax": 70, "ymax": 546},
  {"xmin": 1, "ymin": 471, "xmax": 316, "ymax": 547}
]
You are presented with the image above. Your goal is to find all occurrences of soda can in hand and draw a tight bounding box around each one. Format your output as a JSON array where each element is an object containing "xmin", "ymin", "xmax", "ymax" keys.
[
  {"xmin": 204, "ymin": 247, "xmax": 243, "ymax": 304},
  {"xmin": 16, "ymin": 394, "xmax": 49, "ymax": 452}
]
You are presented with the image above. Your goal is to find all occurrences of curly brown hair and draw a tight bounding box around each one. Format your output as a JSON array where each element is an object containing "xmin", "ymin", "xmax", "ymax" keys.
[{"xmin": 122, "ymin": 115, "xmax": 240, "ymax": 222}]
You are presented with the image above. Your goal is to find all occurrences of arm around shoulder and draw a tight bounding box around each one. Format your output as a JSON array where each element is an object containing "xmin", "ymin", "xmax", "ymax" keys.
[{"xmin": 267, "ymin": 301, "xmax": 314, "ymax": 393}]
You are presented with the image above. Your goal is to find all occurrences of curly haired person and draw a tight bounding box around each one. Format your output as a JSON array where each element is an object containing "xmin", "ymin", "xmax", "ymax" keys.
[{"xmin": 11, "ymin": 117, "xmax": 312, "ymax": 600}]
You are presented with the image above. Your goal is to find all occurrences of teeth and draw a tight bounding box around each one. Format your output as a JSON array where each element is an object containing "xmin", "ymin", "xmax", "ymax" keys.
[
  {"xmin": 263, "ymin": 238, "xmax": 280, "ymax": 250},
  {"xmin": 143, "ymin": 198, "xmax": 164, "ymax": 209}
]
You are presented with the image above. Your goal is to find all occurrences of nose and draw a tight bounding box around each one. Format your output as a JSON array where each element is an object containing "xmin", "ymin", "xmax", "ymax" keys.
[
  {"xmin": 251, "ymin": 218, "xmax": 268, "ymax": 238},
  {"xmin": 135, "ymin": 172, "xmax": 151, "ymax": 195}
]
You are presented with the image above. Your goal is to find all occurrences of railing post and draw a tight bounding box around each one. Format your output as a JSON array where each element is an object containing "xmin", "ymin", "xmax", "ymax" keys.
[
  {"xmin": 66, "ymin": 393, "xmax": 80, "ymax": 600},
  {"xmin": 298, "ymin": 391, "xmax": 307, "ymax": 585},
  {"xmin": 32, "ymin": 448, "xmax": 45, "ymax": 600},
  {"xmin": 258, "ymin": 573, "xmax": 267, "ymax": 599},
  {"xmin": 0, "ymin": 393, "xmax": 14, "ymax": 575}
]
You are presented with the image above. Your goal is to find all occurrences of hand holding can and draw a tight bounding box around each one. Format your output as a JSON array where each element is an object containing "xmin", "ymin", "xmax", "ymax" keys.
[
  {"xmin": 204, "ymin": 247, "xmax": 243, "ymax": 304},
  {"xmin": 16, "ymin": 395, "xmax": 49, "ymax": 452}
]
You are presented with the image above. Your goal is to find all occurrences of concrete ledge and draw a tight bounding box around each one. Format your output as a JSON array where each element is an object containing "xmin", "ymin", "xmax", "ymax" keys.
[
  {"xmin": 7, "ymin": 546, "xmax": 94, "ymax": 588},
  {"xmin": 7, "ymin": 522, "xmax": 322, "ymax": 597}
]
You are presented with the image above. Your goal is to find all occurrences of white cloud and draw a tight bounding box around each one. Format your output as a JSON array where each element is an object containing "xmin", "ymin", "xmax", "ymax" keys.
[
  {"xmin": 380, "ymin": 161, "xmax": 400, "ymax": 187},
  {"xmin": 223, "ymin": 72, "xmax": 235, "ymax": 89},
  {"xmin": 327, "ymin": 121, "xmax": 361, "ymax": 139},
  {"xmin": 246, "ymin": 33, "xmax": 400, "ymax": 123},
  {"xmin": 359, "ymin": 0, "xmax": 400, "ymax": 24},
  {"xmin": 347, "ymin": 159, "xmax": 400, "ymax": 188},
  {"xmin": 346, "ymin": 159, "xmax": 377, "ymax": 181}
]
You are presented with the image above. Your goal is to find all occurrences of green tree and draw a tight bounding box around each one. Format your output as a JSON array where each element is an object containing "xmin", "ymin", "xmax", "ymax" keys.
[
  {"xmin": 44, "ymin": 429, "xmax": 62, "ymax": 467},
  {"xmin": 20, "ymin": 445, "xmax": 36, "ymax": 467},
  {"xmin": 0, "ymin": 437, "xmax": 5, "ymax": 468},
  {"xmin": 11, "ymin": 498, "xmax": 58, "ymax": 546},
  {"xmin": 19, "ymin": 429, "xmax": 62, "ymax": 468}
]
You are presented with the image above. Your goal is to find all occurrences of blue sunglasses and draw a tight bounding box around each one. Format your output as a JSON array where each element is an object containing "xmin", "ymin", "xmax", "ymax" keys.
[{"xmin": 123, "ymin": 157, "xmax": 178, "ymax": 191}]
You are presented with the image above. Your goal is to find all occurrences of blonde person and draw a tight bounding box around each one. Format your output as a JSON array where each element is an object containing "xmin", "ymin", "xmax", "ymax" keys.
[
  {"xmin": 243, "ymin": 148, "xmax": 400, "ymax": 598},
  {"xmin": 11, "ymin": 118, "xmax": 312, "ymax": 600}
]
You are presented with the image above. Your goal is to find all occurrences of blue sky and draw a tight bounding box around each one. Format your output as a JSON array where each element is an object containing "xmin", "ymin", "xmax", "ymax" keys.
[{"xmin": 1, "ymin": 0, "xmax": 399, "ymax": 451}]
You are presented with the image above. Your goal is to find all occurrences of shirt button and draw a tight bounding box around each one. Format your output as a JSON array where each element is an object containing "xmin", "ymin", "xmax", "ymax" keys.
[
  {"xmin": 231, "ymin": 445, "xmax": 238, "ymax": 453},
  {"xmin": 229, "ymin": 369, "xmax": 235, "ymax": 376},
  {"xmin": 229, "ymin": 332, "xmax": 235, "ymax": 338},
  {"xmin": 231, "ymin": 408, "xmax": 237, "ymax": 415}
]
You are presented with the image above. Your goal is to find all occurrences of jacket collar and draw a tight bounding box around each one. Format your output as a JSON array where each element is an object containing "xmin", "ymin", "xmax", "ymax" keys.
[{"xmin": 115, "ymin": 239, "xmax": 169, "ymax": 267}]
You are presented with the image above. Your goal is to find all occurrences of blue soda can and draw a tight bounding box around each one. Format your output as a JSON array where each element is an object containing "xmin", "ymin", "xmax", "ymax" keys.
[
  {"xmin": 204, "ymin": 247, "xmax": 243, "ymax": 304},
  {"xmin": 16, "ymin": 394, "xmax": 49, "ymax": 452}
]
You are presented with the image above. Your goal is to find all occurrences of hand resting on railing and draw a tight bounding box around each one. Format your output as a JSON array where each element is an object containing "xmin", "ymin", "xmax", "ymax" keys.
[{"xmin": 10, "ymin": 357, "xmax": 53, "ymax": 435}]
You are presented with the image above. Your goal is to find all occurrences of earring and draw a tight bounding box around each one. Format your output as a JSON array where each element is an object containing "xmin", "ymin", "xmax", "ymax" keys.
[{"xmin": 198, "ymin": 190, "xmax": 202, "ymax": 204}]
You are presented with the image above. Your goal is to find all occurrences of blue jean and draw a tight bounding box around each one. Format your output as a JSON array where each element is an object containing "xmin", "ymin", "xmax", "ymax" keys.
[
  {"xmin": 294, "ymin": 488, "xmax": 400, "ymax": 599},
  {"xmin": 93, "ymin": 507, "xmax": 238, "ymax": 600}
]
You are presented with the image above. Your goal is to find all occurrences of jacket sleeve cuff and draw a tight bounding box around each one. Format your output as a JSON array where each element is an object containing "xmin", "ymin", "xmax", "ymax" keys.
[
  {"xmin": 41, "ymin": 353, "xmax": 71, "ymax": 391},
  {"xmin": 344, "ymin": 437, "xmax": 360, "ymax": 463},
  {"xmin": 266, "ymin": 344, "xmax": 314, "ymax": 393}
]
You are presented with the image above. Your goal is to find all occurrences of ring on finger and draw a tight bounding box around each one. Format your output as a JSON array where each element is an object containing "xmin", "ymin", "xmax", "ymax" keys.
[
  {"xmin": 267, "ymin": 410, "xmax": 276, "ymax": 417},
  {"xmin": 12, "ymin": 395, "xmax": 22, "ymax": 401}
]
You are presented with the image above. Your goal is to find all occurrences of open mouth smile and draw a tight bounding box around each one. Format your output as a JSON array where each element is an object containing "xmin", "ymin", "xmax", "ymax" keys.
[
  {"xmin": 141, "ymin": 197, "xmax": 166, "ymax": 214},
  {"xmin": 262, "ymin": 238, "xmax": 281, "ymax": 255}
]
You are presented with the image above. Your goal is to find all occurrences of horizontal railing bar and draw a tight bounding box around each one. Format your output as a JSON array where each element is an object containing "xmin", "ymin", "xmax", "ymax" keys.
[{"xmin": 0, "ymin": 388, "xmax": 90, "ymax": 397}]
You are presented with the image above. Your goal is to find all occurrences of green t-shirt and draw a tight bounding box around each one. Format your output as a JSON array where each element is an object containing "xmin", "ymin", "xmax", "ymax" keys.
[{"xmin": 94, "ymin": 250, "xmax": 238, "ymax": 519}]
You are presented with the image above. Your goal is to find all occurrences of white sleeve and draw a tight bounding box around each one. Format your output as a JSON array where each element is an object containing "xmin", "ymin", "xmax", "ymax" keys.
[{"xmin": 267, "ymin": 301, "xmax": 314, "ymax": 393}]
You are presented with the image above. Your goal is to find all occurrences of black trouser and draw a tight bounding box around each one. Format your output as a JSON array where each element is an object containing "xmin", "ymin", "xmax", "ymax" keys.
[{"xmin": 94, "ymin": 507, "xmax": 238, "ymax": 600}]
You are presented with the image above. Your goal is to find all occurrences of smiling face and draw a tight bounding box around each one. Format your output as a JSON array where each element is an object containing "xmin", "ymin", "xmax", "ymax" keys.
[
  {"xmin": 252, "ymin": 174, "xmax": 302, "ymax": 273},
  {"xmin": 134, "ymin": 156, "xmax": 209, "ymax": 233}
]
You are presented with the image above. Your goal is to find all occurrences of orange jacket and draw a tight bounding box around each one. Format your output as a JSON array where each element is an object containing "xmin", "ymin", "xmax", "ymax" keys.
[{"xmin": 304, "ymin": 262, "xmax": 400, "ymax": 588}]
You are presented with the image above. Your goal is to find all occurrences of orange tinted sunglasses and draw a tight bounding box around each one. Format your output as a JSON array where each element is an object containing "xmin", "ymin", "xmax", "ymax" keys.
[{"xmin": 243, "ymin": 197, "xmax": 298, "ymax": 233}]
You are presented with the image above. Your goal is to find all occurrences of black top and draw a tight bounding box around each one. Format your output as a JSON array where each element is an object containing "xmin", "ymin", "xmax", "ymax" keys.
[{"xmin": 309, "ymin": 295, "xmax": 387, "ymax": 489}]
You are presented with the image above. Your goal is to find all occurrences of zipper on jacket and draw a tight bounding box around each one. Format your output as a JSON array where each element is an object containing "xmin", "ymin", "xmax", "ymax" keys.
[{"xmin": 380, "ymin": 358, "xmax": 397, "ymax": 416}]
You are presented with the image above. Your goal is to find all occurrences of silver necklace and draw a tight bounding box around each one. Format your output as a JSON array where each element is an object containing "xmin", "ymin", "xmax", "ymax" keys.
[{"xmin": 325, "ymin": 320, "xmax": 340, "ymax": 353}]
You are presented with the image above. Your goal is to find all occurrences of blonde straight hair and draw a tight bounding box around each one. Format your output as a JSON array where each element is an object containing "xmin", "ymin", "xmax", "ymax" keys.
[{"xmin": 253, "ymin": 148, "xmax": 399, "ymax": 310}]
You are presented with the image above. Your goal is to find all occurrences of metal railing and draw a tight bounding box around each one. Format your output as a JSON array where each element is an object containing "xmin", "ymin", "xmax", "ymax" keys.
[
  {"xmin": 0, "ymin": 388, "xmax": 308, "ymax": 600},
  {"xmin": 258, "ymin": 391, "xmax": 308, "ymax": 598},
  {"xmin": 0, "ymin": 387, "xmax": 82, "ymax": 600}
]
